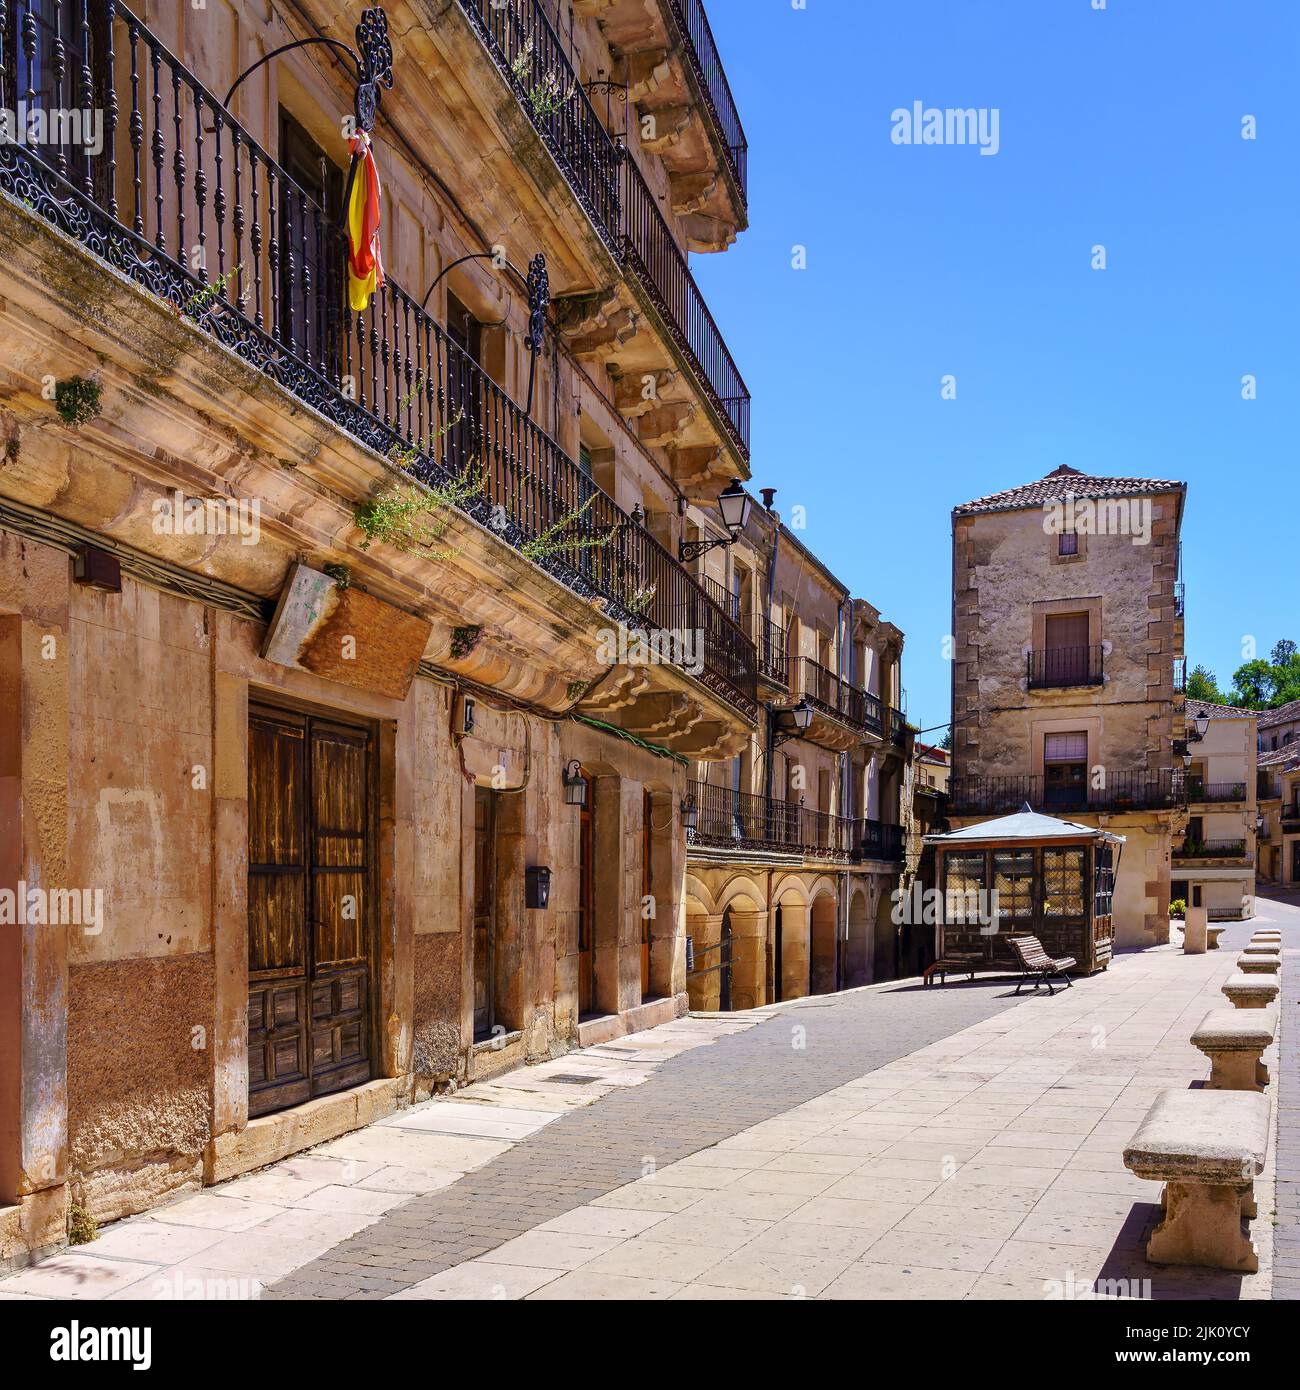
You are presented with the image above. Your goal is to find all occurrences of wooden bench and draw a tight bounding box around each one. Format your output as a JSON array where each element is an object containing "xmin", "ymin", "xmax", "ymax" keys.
[
  {"xmin": 922, "ymin": 955, "xmax": 1005, "ymax": 987},
  {"xmin": 1123, "ymin": 1088, "xmax": 1270, "ymax": 1272},
  {"xmin": 1236, "ymin": 952, "xmax": 1280, "ymax": 976},
  {"xmin": 1222, "ymin": 974, "xmax": 1279, "ymax": 1009},
  {"xmin": 1191, "ymin": 1008, "xmax": 1276, "ymax": 1092},
  {"xmin": 1008, "ymin": 934, "xmax": 1075, "ymax": 996}
]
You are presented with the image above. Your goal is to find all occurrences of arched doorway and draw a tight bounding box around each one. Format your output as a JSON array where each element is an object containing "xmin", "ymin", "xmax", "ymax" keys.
[
  {"xmin": 577, "ymin": 769, "xmax": 595, "ymax": 1016},
  {"xmin": 844, "ymin": 888, "xmax": 870, "ymax": 988},
  {"xmin": 810, "ymin": 893, "xmax": 838, "ymax": 995},
  {"xmin": 873, "ymin": 883, "xmax": 897, "ymax": 982}
]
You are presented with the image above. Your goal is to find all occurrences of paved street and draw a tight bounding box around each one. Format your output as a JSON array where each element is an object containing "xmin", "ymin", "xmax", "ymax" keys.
[{"xmin": 3, "ymin": 900, "xmax": 1296, "ymax": 1302}]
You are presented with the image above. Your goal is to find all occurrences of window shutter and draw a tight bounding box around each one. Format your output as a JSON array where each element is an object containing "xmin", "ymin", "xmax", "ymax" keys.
[{"xmin": 1044, "ymin": 731, "xmax": 1088, "ymax": 762}]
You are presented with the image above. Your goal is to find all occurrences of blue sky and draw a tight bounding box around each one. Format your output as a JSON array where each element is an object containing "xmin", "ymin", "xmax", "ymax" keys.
[{"xmin": 692, "ymin": 0, "xmax": 1300, "ymax": 735}]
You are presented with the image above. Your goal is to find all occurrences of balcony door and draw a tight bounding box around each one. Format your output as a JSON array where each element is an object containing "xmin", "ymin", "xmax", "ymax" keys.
[
  {"xmin": 1043, "ymin": 613, "xmax": 1090, "ymax": 686},
  {"xmin": 1044, "ymin": 731, "xmax": 1088, "ymax": 811},
  {"xmin": 472, "ymin": 786, "xmax": 498, "ymax": 1041},
  {"xmin": 577, "ymin": 771, "xmax": 596, "ymax": 1016},
  {"xmin": 278, "ymin": 112, "xmax": 344, "ymax": 373},
  {"xmin": 641, "ymin": 790, "xmax": 653, "ymax": 1000}
]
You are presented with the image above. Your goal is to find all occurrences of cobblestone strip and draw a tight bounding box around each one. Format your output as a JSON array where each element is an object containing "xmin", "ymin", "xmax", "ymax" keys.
[{"xmin": 266, "ymin": 981, "xmax": 1023, "ymax": 1299}]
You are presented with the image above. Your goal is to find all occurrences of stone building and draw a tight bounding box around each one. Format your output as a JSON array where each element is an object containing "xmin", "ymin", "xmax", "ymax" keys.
[
  {"xmin": 1256, "ymin": 745, "xmax": 1300, "ymax": 888},
  {"xmin": 1171, "ymin": 700, "xmax": 1257, "ymax": 921},
  {"xmin": 0, "ymin": 0, "xmax": 759, "ymax": 1259},
  {"xmin": 949, "ymin": 465, "xmax": 1188, "ymax": 949},
  {"xmin": 898, "ymin": 741, "xmax": 949, "ymax": 977},
  {"xmin": 681, "ymin": 494, "xmax": 909, "ymax": 1008}
]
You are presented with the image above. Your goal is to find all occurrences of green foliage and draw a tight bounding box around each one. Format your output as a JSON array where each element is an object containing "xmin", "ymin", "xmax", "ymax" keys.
[
  {"xmin": 1168, "ymin": 899, "xmax": 1187, "ymax": 920},
  {"xmin": 1227, "ymin": 642, "xmax": 1300, "ymax": 709},
  {"xmin": 354, "ymin": 470, "xmax": 484, "ymax": 558},
  {"xmin": 449, "ymin": 625, "xmax": 482, "ymax": 661},
  {"xmin": 518, "ymin": 496, "xmax": 612, "ymax": 565},
  {"xmin": 1186, "ymin": 664, "xmax": 1224, "ymax": 703},
  {"xmin": 54, "ymin": 376, "xmax": 101, "ymax": 427},
  {"xmin": 509, "ymin": 37, "xmax": 575, "ymax": 118},
  {"xmin": 322, "ymin": 563, "xmax": 350, "ymax": 590},
  {"xmin": 939, "ymin": 730, "xmax": 953, "ymax": 751}
]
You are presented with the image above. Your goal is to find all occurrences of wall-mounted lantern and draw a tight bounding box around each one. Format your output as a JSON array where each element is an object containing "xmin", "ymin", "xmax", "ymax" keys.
[
  {"xmin": 678, "ymin": 480, "xmax": 753, "ymax": 562},
  {"xmin": 562, "ymin": 760, "xmax": 587, "ymax": 807},
  {"xmin": 681, "ymin": 794, "xmax": 698, "ymax": 833},
  {"xmin": 525, "ymin": 865, "xmax": 552, "ymax": 909},
  {"xmin": 1191, "ymin": 714, "xmax": 1210, "ymax": 740},
  {"xmin": 771, "ymin": 697, "xmax": 814, "ymax": 748}
]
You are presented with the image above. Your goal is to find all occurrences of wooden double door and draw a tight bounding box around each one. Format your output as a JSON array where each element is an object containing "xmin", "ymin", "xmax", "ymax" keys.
[{"xmin": 247, "ymin": 705, "xmax": 375, "ymax": 1118}]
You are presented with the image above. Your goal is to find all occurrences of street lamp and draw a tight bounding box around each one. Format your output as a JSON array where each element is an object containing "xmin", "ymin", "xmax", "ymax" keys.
[
  {"xmin": 772, "ymin": 698, "xmax": 814, "ymax": 748},
  {"xmin": 679, "ymin": 480, "xmax": 753, "ymax": 562},
  {"xmin": 681, "ymin": 794, "xmax": 698, "ymax": 833},
  {"xmin": 1191, "ymin": 714, "xmax": 1210, "ymax": 740},
  {"xmin": 562, "ymin": 760, "xmax": 587, "ymax": 807}
]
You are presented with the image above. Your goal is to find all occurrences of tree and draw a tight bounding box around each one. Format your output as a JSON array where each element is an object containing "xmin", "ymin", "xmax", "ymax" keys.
[
  {"xmin": 1186, "ymin": 664, "xmax": 1223, "ymax": 703},
  {"xmin": 939, "ymin": 730, "xmax": 953, "ymax": 751},
  {"xmin": 1271, "ymin": 639, "xmax": 1297, "ymax": 667},
  {"xmin": 1230, "ymin": 659, "xmax": 1273, "ymax": 709}
]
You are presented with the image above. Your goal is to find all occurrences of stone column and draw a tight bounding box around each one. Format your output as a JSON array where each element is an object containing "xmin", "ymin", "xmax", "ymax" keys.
[
  {"xmin": 686, "ymin": 912, "xmax": 723, "ymax": 1011},
  {"xmin": 727, "ymin": 909, "xmax": 769, "ymax": 1010},
  {"xmin": 0, "ymin": 605, "xmax": 70, "ymax": 1250},
  {"xmin": 780, "ymin": 901, "xmax": 811, "ymax": 1000},
  {"xmin": 1184, "ymin": 905, "xmax": 1207, "ymax": 954}
]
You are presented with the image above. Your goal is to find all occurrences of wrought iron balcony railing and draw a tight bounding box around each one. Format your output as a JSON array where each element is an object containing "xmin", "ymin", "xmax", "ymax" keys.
[
  {"xmin": 457, "ymin": 0, "xmax": 622, "ymax": 256},
  {"xmin": 685, "ymin": 782, "xmax": 904, "ymax": 863},
  {"xmin": 1187, "ymin": 780, "xmax": 1247, "ymax": 804},
  {"xmin": 666, "ymin": 0, "xmax": 748, "ymax": 204},
  {"xmin": 621, "ymin": 154, "xmax": 750, "ymax": 457},
  {"xmin": 457, "ymin": 0, "xmax": 751, "ymax": 460},
  {"xmin": 950, "ymin": 769, "xmax": 1184, "ymax": 817},
  {"xmin": 1280, "ymin": 804, "xmax": 1300, "ymax": 831},
  {"xmin": 888, "ymin": 707, "xmax": 908, "ymax": 748},
  {"xmin": 1026, "ymin": 645, "xmax": 1104, "ymax": 689},
  {"xmin": 0, "ymin": 1, "xmax": 757, "ymax": 720},
  {"xmin": 754, "ymin": 613, "xmax": 787, "ymax": 687},
  {"xmin": 794, "ymin": 657, "xmax": 883, "ymax": 736},
  {"xmin": 1175, "ymin": 839, "xmax": 1250, "ymax": 861}
]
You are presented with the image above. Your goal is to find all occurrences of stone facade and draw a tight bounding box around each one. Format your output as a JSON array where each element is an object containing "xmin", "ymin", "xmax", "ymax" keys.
[
  {"xmin": 0, "ymin": 0, "xmax": 757, "ymax": 1260},
  {"xmin": 949, "ymin": 465, "xmax": 1188, "ymax": 949}
]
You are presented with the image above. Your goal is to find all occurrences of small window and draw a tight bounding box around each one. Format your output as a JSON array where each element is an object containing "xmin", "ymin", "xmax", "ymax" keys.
[
  {"xmin": 944, "ymin": 851, "xmax": 986, "ymax": 924},
  {"xmin": 992, "ymin": 849, "xmax": 1035, "ymax": 921},
  {"xmin": 1043, "ymin": 847, "xmax": 1086, "ymax": 918},
  {"xmin": 1058, "ymin": 531, "xmax": 1079, "ymax": 557}
]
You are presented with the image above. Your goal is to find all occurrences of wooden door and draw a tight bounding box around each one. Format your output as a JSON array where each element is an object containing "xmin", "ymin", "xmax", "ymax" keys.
[
  {"xmin": 640, "ymin": 790, "xmax": 653, "ymax": 999},
  {"xmin": 247, "ymin": 706, "xmax": 373, "ymax": 1118},
  {"xmin": 578, "ymin": 772, "xmax": 595, "ymax": 1015},
  {"xmin": 472, "ymin": 786, "xmax": 497, "ymax": 1040}
]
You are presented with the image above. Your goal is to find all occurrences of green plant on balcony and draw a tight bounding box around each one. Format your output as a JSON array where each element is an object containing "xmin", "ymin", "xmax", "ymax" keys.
[
  {"xmin": 509, "ymin": 37, "xmax": 575, "ymax": 118},
  {"xmin": 518, "ymin": 495, "xmax": 612, "ymax": 565},
  {"xmin": 354, "ymin": 469, "xmax": 485, "ymax": 558}
]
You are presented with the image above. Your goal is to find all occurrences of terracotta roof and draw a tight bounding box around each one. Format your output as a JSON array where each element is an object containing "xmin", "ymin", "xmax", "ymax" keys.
[
  {"xmin": 1258, "ymin": 698, "xmax": 1300, "ymax": 729},
  {"xmin": 953, "ymin": 464, "xmax": 1186, "ymax": 517},
  {"xmin": 1257, "ymin": 745, "xmax": 1300, "ymax": 771},
  {"xmin": 1186, "ymin": 698, "xmax": 1257, "ymax": 722}
]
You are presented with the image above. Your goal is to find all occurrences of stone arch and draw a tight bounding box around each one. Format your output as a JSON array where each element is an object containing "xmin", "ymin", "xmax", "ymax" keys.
[
  {"xmin": 844, "ymin": 885, "xmax": 871, "ymax": 989},
  {"xmin": 873, "ymin": 879, "xmax": 898, "ymax": 982},
  {"xmin": 773, "ymin": 879, "xmax": 812, "ymax": 1003}
]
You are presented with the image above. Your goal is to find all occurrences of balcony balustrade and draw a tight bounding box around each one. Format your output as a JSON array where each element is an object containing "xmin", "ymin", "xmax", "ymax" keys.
[
  {"xmin": 686, "ymin": 782, "xmax": 903, "ymax": 862},
  {"xmin": 1186, "ymin": 780, "xmax": 1247, "ymax": 805},
  {"xmin": 794, "ymin": 657, "xmax": 882, "ymax": 736},
  {"xmin": 754, "ymin": 613, "xmax": 788, "ymax": 688},
  {"xmin": 1026, "ymin": 645, "xmax": 1104, "ymax": 689},
  {"xmin": 1175, "ymin": 839, "xmax": 1250, "ymax": 861},
  {"xmin": 950, "ymin": 769, "xmax": 1184, "ymax": 817},
  {"xmin": 666, "ymin": 0, "xmax": 748, "ymax": 202},
  {"xmin": 0, "ymin": 1, "xmax": 756, "ymax": 718}
]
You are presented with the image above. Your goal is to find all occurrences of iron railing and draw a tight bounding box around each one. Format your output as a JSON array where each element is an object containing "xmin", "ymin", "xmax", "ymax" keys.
[
  {"xmin": 1027, "ymin": 645, "xmax": 1104, "ymax": 689},
  {"xmin": 888, "ymin": 706, "xmax": 908, "ymax": 748},
  {"xmin": 754, "ymin": 613, "xmax": 787, "ymax": 687},
  {"xmin": 699, "ymin": 571, "xmax": 739, "ymax": 621},
  {"xmin": 456, "ymin": 0, "xmax": 622, "ymax": 256},
  {"xmin": 794, "ymin": 657, "xmax": 882, "ymax": 735},
  {"xmin": 1187, "ymin": 780, "xmax": 1247, "ymax": 804},
  {"xmin": 0, "ymin": 0, "xmax": 757, "ymax": 719},
  {"xmin": 1175, "ymin": 840, "xmax": 1250, "ymax": 861},
  {"xmin": 950, "ymin": 769, "xmax": 1185, "ymax": 816},
  {"xmin": 666, "ymin": 0, "xmax": 748, "ymax": 202},
  {"xmin": 1280, "ymin": 803, "xmax": 1300, "ymax": 831},
  {"xmin": 620, "ymin": 153, "xmax": 750, "ymax": 457},
  {"xmin": 685, "ymin": 782, "xmax": 900, "ymax": 862}
]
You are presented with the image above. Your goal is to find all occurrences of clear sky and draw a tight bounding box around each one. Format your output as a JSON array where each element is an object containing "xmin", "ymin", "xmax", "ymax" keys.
[{"xmin": 692, "ymin": 0, "xmax": 1299, "ymax": 736}]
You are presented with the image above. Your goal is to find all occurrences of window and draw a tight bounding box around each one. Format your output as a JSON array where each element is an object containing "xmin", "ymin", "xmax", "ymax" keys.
[
  {"xmin": 1044, "ymin": 732, "xmax": 1088, "ymax": 810},
  {"xmin": 1042, "ymin": 613, "xmax": 1091, "ymax": 685},
  {"xmin": 1043, "ymin": 847, "xmax": 1086, "ymax": 918},
  {"xmin": 944, "ymin": 851, "xmax": 986, "ymax": 923},
  {"xmin": 992, "ymin": 849, "xmax": 1035, "ymax": 921},
  {"xmin": 1093, "ymin": 843, "xmax": 1116, "ymax": 917},
  {"xmin": 1058, "ymin": 531, "xmax": 1079, "ymax": 557}
]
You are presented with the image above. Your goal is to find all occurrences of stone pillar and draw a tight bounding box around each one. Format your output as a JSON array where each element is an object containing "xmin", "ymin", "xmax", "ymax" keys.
[
  {"xmin": 780, "ymin": 901, "xmax": 811, "ymax": 1000},
  {"xmin": 727, "ymin": 909, "xmax": 768, "ymax": 1010},
  {"xmin": 686, "ymin": 912, "xmax": 723, "ymax": 1011},
  {"xmin": 0, "ymin": 606, "xmax": 70, "ymax": 1248},
  {"xmin": 592, "ymin": 774, "xmax": 628, "ymax": 1018},
  {"xmin": 1183, "ymin": 905, "xmax": 1207, "ymax": 954}
]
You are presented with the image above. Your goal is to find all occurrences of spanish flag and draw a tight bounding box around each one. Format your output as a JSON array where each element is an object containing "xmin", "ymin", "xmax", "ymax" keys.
[{"xmin": 346, "ymin": 131, "xmax": 384, "ymax": 312}]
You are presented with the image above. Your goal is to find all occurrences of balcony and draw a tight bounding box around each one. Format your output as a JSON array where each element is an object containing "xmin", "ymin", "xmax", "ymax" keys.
[
  {"xmin": 1026, "ymin": 645, "xmax": 1104, "ymax": 690},
  {"xmin": 888, "ymin": 707, "xmax": 909, "ymax": 749},
  {"xmin": 1, "ymin": 2, "xmax": 756, "ymax": 722},
  {"xmin": 753, "ymin": 614, "xmax": 788, "ymax": 688},
  {"xmin": 1175, "ymin": 840, "xmax": 1251, "ymax": 863},
  {"xmin": 666, "ymin": 0, "xmax": 749, "ymax": 205},
  {"xmin": 620, "ymin": 155, "xmax": 750, "ymax": 458},
  {"xmin": 685, "ymin": 782, "xmax": 903, "ymax": 863},
  {"xmin": 1281, "ymin": 805, "xmax": 1300, "ymax": 833},
  {"xmin": 1187, "ymin": 780, "xmax": 1248, "ymax": 805},
  {"xmin": 950, "ymin": 770, "xmax": 1184, "ymax": 817},
  {"xmin": 787, "ymin": 657, "xmax": 883, "ymax": 748}
]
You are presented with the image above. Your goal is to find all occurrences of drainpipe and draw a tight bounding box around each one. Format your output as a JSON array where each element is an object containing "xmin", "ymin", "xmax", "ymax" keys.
[
  {"xmin": 762, "ymin": 490, "xmax": 780, "ymax": 803},
  {"xmin": 837, "ymin": 595, "xmax": 851, "ymax": 987}
]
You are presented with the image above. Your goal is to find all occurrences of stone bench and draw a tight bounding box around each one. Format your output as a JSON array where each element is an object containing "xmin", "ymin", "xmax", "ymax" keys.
[
  {"xmin": 1223, "ymin": 974, "xmax": 1279, "ymax": 1009},
  {"xmin": 1237, "ymin": 952, "xmax": 1280, "ymax": 975},
  {"xmin": 1243, "ymin": 942, "xmax": 1279, "ymax": 955},
  {"xmin": 1206, "ymin": 925, "xmax": 1225, "ymax": 950},
  {"xmin": 1252, "ymin": 933, "xmax": 1281, "ymax": 946},
  {"xmin": 1191, "ymin": 1008, "xmax": 1277, "ymax": 1092},
  {"xmin": 1123, "ymin": 1088, "xmax": 1270, "ymax": 1272}
]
